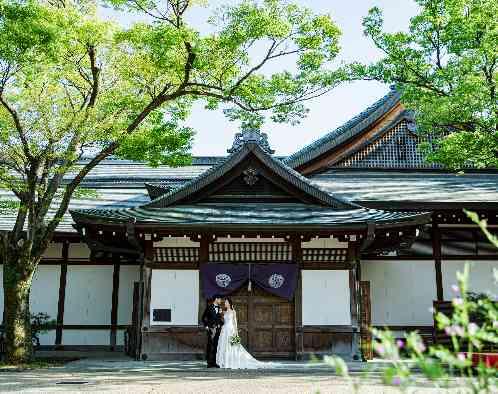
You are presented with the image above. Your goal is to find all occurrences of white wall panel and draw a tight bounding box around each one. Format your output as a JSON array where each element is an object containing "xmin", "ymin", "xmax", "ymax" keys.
[
  {"xmin": 302, "ymin": 270, "xmax": 351, "ymax": 325},
  {"xmin": 43, "ymin": 243, "xmax": 63, "ymax": 259},
  {"xmin": 116, "ymin": 329, "xmax": 126, "ymax": 346},
  {"xmin": 64, "ymin": 266, "xmax": 113, "ymax": 324},
  {"xmin": 302, "ymin": 238, "xmax": 348, "ymax": 248},
  {"xmin": 118, "ymin": 266, "xmax": 140, "ymax": 325},
  {"xmin": 31, "ymin": 265, "xmax": 60, "ymax": 322},
  {"xmin": 150, "ymin": 270, "xmax": 199, "ymax": 325},
  {"xmin": 362, "ymin": 260, "xmax": 436, "ymax": 325},
  {"xmin": 442, "ymin": 260, "xmax": 498, "ymax": 299},
  {"xmin": 62, "ymin": 330, "xmax": 110, "ymax": 345},
  {"xmin": 154, "ymin": 237, "xmax": 199, "ymax": 247},
  {"xmin": 69, "ymin": 243, "xmax": 91, "ymax": 260},
  {"xmin": 0, "ymin": 265, "xmax": 59, "ymax": 345},
  {"xmin": 38, "ymin": 330, "xmax": 57, "ymax": 346}
]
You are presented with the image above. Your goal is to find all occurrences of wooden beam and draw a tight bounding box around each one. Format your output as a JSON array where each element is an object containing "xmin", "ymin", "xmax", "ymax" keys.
[
  {"xmin": 55, "ymin": 242, "xmax": 69, "ymax": 347},
  {"xmin": 290, "ymin": 237, "xmax": 303, "ymax": 361},
  {"xmin": 432, "ymin": 219, "xmax": 444, "ymax": 301},
  {"xmin": 348, "ymin": 242, "xmax": 361, "ymax": 360},
  {"xmin": 138, "ymin": 239, "xmax": 153, "ymax": 360},
  {"xmin": 142, "ymin": 240, "xmax": 154, "ymax": 331},
  {"xmin": 110, "ymin": 256, "xmax": 121, "ymax": 351},
  {"xmin": 198, "ymin": 236, "xmax": 210, "ymax": 323}
]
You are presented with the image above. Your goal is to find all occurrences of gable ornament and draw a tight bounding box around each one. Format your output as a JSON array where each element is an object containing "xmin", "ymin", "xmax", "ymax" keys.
[
  {"xmin": 227, "ymin": 128, "xmax": 275, "ymax": 154},
  {"xmin": 243, "ymin": 167, "xmax": 259, "ymax": 186}
]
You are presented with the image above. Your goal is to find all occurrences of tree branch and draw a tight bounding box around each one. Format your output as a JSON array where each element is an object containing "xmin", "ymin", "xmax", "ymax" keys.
[{"xmin": 0, "ymin": 94, "xmax": 32, "ymax": 161}]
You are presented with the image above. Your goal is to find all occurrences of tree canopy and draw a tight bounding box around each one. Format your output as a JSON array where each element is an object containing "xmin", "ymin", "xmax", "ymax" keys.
[
  {"xmin": 354, "ymin": 0, "xmax": 498, "ymax": 169},
  {"xmin": 0, "ymin": 0, "xmax": 345, "ymax": 363}
]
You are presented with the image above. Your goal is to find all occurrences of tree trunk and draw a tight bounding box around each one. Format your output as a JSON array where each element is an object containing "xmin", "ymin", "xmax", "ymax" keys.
[{"xmin": 3, "ymin": 261, "xmax": 34, "ymax": 364}]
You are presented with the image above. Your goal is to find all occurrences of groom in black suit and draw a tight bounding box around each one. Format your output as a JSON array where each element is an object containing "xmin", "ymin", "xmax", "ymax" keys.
[{"xmin": 202, "ymin": 295, "xmax": 224, "ymax": 368}]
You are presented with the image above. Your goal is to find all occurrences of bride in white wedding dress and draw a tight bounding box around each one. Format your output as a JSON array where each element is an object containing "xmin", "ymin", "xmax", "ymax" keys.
[{"xmin": 216, "ymin": 298, "xmax": 272, "ymax": 369}]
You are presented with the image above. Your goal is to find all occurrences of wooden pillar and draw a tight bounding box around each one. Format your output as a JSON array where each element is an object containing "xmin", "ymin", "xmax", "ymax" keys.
[
  {"xmin": 55, "ymin": 241, "xmax": 69, "ymax": 347},
  {"xmin": 291, "ymin": 237, "xmax": 303, "ymax": 361},
  {"xmin": 110, "ymin": 255, "xmax": 121, "ymax": 350},
  {"xmin": 139, "ymin": 238, "xmax": 153, "ymax": 360},
  {"xmin": 348, "ymin": 242, "xmax": 361, "ymax": 361},
  {"xmin": 198, "ymin": 235, "xmax": 210, "ymax": 323},
  {"xmin": 432, "ymin": 218, "xmax": 444, "ymax": 301}
]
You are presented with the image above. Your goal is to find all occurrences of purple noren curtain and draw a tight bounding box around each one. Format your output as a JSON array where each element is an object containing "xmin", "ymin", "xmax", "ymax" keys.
[
  {"xmin": 251, "ymin": 263, "xmax": 298, "ymax": 300},
  {"xmin": 200, "ymin": 263, "xmax": 298, "ymax": 300},
  {"xmin": 200, "ymin": 263, "xmax": 248, "ymax": 298}
]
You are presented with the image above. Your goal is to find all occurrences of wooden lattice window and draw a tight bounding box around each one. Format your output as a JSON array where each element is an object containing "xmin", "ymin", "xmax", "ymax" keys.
[
  {"xmin": 209, "ymin": 242, "xmax": 292, "ymax": 262},
  {"xmin": 154, "ymin": 247, "xmax": 199, "ymax": 263},
  {"xmin": 302, "ymin": 248, "xmax": 348, "ymax": 262},
  {"xmin": 335, "ymin": 121, "xmax": 439, "ymax": 169}
]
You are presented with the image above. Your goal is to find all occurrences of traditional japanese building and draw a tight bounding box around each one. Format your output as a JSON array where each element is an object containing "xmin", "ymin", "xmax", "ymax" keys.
[{"xmin": 0, "ymin": 88, "xmax": 497, "ymax": 360}]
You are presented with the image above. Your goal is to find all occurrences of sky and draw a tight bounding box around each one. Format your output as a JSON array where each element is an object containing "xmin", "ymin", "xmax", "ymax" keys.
[{"xmin": 102, "ymin": 1, "xmax": 419, "ymax": 156}]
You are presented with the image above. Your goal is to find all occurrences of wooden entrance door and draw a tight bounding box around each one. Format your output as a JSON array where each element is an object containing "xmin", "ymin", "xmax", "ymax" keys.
[{"xmin": 230, "ymin": 285, "xmax": 295, "ymax": 359}]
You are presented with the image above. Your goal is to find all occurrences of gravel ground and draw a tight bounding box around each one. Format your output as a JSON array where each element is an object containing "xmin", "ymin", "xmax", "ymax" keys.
[{"xmin": 0, "ymin": 367, "xmax": 476, "ymax": 394}]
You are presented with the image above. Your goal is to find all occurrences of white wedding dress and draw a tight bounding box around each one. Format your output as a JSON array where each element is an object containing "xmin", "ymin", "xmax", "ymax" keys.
[{"xmin": 216, "ymin": 310, "xmax": 272, "ymax": 369}]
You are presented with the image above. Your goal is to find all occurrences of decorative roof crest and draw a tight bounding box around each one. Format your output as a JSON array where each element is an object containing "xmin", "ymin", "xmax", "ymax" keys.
[{"xmin": 227, "ymin": 128, "xmax": 275, "ymax": 154}]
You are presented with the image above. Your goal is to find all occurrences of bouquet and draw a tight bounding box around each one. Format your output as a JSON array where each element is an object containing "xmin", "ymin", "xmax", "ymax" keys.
[{"xmin": 229, "ymin": 334, "xmax": 241, "ymax": 346}]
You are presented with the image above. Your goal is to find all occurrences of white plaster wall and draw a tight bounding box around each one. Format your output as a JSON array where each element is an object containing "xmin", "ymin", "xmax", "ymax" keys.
[
  {"xmin": 150, "ymin": 270, "xmax": 199, "ymax": 325},
  {"xmin": 154, "ymin": 237, "xmax": 199, "ymax": 247},
  {"xmin": 302, "ymin": 238, "xmax": 348, "ymax": 248},
  {"xmin": 69, "ymin": 243, "xmax": 91, "ymax": 260},
  {"xmin": 63, "ymin": 330, "xmax": 110, "ymax": 346},
  {"xmin": 302, "ymin": 270, "xmax": 351, "ymax": 325},
  {"xmin": 31, "ymin": 265, "xmax": 61, "ymax": 345},
  {"xmin": 442, "ymin": 260, "xmax": 498, "ymax": 299},
  {"xmin": 0, "ymin": 265, "xmax": 59, "ymax": 345},
  {"xmin": 64, "ymin": 266, "xmax": 113, "ymax": 325},
  {"xmin": 216, "ymin": 237, "xmax": 286, "ymax": 242},
  {"xmin": 362, "ymin": 260, "xmax": 436, "ymax": 326},
  {"xmin": 118, "ymin": 266, "xmax": 140, "ymax": 325},
  {"xmin": 116, "ymin": 329, "xmax": 126, "ymax": 346},
  {"xmin": 43, "ymin": 243, "xmax": 63, "ymax": 259}
]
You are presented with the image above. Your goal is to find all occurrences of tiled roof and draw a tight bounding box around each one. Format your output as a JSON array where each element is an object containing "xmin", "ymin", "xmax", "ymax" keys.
[
  {"xmin": 311, "ymin": 170, "xmax": 498, "ymax": 203},
  {"xmin": 71, "ymin": 203, "xmax": 430, "ymax": 230},
  {"xmin": 284, "ymin": 88, "xmax": 401, "ymax": 169}
]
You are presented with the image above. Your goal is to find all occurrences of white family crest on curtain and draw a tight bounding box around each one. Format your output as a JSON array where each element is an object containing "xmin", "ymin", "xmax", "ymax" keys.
[
  {"xmin": 215, "ymin": 273, "xmax": 232, "ymax": 288},
  {"xmin": 268, "ymin": 273, "xmax": 285, "ymax": 289}
]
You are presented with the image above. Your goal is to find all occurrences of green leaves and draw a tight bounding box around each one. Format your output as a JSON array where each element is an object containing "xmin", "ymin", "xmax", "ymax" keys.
[
  {"xmin": 358, "ymin": 0, "xmax": 498, "ymax": 169},
  {"xmin": 116, "ymin": 111, "xmax": 194, "ymax": 167},
  {"xmin": 0, "ymin": 0, "xmax": 346, "ymax": 269}
]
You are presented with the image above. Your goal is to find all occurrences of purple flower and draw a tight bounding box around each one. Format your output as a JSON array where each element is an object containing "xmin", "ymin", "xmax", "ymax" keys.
[
  {"xmin": 374, "ymin": 343, "xmax": 385, "ymax": 356},
  {"xmin": 467, "ymin": 322, "xmax": 478, "ymax": 336},
  {"xmin": 451, "ymin": 284, "xmax": 460, "ymax": 294},
  {"xmin": 391, "ymin": 376, "xmax": 401, "ymax": 386},
  {"xmin": 445, "ymin": 325, "xmax": 464, "ymax": 337},
  {"xmin": 457, "ymin": 353, "xmax": 467, "ymax": 362},
  {"xmin": 414, "ymin": 341, "xmax": 426, "ymax": 353},
  {"xmin": 452, "ymin": 297, "xmax": 464, "ymax": 306},
  {"xmin": 396, "ymin": 339, "xmax": 404, "ymax": 349}
]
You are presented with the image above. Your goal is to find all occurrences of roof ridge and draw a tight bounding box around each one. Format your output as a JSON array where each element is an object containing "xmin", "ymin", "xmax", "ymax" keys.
[{"xmin": 284, "ymin": 88, "xmax": 401, "ymax": 169}]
